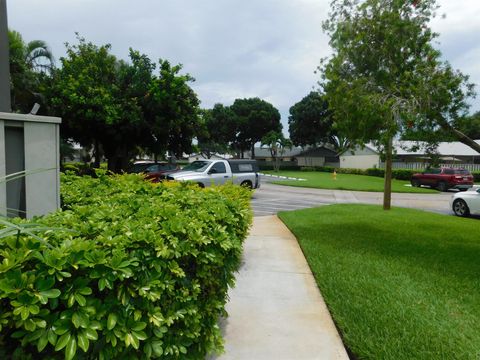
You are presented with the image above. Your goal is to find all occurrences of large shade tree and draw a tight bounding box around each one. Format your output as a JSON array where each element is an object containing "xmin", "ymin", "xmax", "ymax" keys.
[
  {"xmin": 48, "ymin": 36, "xmax": 201, "ymax": 171},
  {"xmin": 230, "ymin": 98, "xmax": 282, "ymax": 158},
  {"xmin": 196, "ymin": 105, "xmax": 237, "ymax": 158},
  {"xmin": 143, "ymin": 60, "xmax": 200, "ymax": 161},
  {"xmin": 47, "ymin": 37, "xmax": 118, "ymax": 168},
  {"xmin": 320, "ymin": 0, "xmax": 476, "ymax": 210},
  {"xmin": 288, "ymin": 91, "xmax": 350, "ymax": 153}
]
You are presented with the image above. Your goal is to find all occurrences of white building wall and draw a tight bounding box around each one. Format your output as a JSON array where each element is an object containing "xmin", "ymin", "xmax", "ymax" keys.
[
  {"xmin": 340, "ymin": 155, "xmax": 380, "ymax": 169},
  {"xmin": 24, "ymin": 122, "xmax": 60, "ymax": 217}
]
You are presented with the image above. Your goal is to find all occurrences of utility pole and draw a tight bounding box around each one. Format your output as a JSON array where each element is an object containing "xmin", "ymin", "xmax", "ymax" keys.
[{"xmin": 0, "ymin": 0, "xmax": 11, "ymax": 112}]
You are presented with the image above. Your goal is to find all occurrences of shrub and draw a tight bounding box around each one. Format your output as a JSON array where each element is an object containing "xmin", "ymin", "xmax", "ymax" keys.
[
  {"xmin": 61, "ymin": 162, "xmax": 96, "ymax": 177},
  {"xmin": 472, "ymin": 171, "xmax": 480, "ymax": 182},
  {"xmin": 0, "ymin": 172, "xmax": 252, "ymax": 359},
  {"xmin": 392, "ymin": 169, "xmax": 418, "ymax": 181},
  {"xmin": 365, "ymin": 168, "xmax": 384, "ymax": 177}
]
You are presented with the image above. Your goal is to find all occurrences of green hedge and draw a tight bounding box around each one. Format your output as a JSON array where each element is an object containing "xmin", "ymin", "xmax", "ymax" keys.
[
  {"xmin": 473, "ymin": 172, "xmax": 480, "ymax": 182},
  {"xmin": 0, "ymin": 172, "xmax": 252, "ymax": 359}
]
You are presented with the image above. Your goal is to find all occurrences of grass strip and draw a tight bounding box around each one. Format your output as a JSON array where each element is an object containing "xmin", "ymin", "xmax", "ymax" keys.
[
  {"xmin": 279, "ymin": 204, "xmax": 480, "ymax": 359},
  {"xmin": 264, "ymin": 171, "xmax": 437, "ymax": 193}
]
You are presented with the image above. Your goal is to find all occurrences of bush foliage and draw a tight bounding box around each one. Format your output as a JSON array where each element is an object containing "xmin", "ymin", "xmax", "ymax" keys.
[{"xmin": 0, "ymin": 172, "xmax": 252, "ymax": 359}]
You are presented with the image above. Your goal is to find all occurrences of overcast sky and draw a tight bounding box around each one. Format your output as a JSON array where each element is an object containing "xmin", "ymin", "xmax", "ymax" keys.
[{"xmin": 7, "ymin": 0, "xmax": 480, "ymax": 133}]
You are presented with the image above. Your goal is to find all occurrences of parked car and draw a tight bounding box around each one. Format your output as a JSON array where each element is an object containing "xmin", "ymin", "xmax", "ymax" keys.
[
  {"xmin": 167, "ymin": 159, "xmax": 260, "ymax": 188},
  {"xmin": 130, "ymin": 161, "xmax": 179, "ymax": 182},
  {"xmin": 143, "ymin": 163, "xmax": 179, "ymax": 182},
  {"xmin": 410, "ymin": 167, "xmax": 474, "ymax": 191},
  {"xmin": 451, "ymin": 186, "xmax": 480, "ymax": 217},
  {"xmin": 130, "ymin": 161, "xmax": 156, "ymax": 173}
]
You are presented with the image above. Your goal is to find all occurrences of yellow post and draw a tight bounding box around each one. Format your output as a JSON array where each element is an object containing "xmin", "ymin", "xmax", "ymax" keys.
[{"xmin": 332, "ymin": 169, "xmax": 337, "ymax": 180}]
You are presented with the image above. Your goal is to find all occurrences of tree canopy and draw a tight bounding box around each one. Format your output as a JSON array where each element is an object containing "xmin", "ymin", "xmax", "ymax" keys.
[
  {"xmin": 261, "ymin": 130, "xmax": 293, "ymax": 171},
  {"xmin": 288, "ymin": 91, "xmax": 349, "ymax": 153},
  {"xmin": 230, "ymin": 97, "xmax": 282, "ymax": 158},
  {"xmin": 8, "ymin": 30, "xmax": 54, "ymax": 112},
  {"xmin": 196, "ymin": 105, "xmax": 236, "ymax": 158},
  {"xmin": 47, "ymin": 36, "xmax": 200, "ymax": 171},
  {"xmin": 320, "ymin": 0, "xmax": 477, "ymax": 209}
]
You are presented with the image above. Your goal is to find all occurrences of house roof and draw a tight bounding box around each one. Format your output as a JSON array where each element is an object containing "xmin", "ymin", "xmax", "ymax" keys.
[
  {"xmin": 343, "ymin": 140, "xmax": 480, "ymax": 157},
  {"xmin": 394, "ymin": 140, "xmax": 480, "ymax": 156},
  {"xmin": 253, "ymin": 146, "xmax": 304, "ymax": 158},
  {"xmin": 297, "ymin": 147, "xmax": 338, "ymax": 157}
]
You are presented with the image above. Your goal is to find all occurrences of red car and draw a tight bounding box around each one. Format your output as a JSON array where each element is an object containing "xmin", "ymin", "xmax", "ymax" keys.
[
  {"xmin": 411, "ymin": 167, "xmax": 474, "ymax": 192},
  {"xmin": 131, "ymin": 162, "xmax": 179, "ymax": 183}
]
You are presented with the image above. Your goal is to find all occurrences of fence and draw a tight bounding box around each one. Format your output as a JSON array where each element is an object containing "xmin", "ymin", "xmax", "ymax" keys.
[{"xmin": 380, "ymin": 162, "xmax": 480, "ymax": 172}]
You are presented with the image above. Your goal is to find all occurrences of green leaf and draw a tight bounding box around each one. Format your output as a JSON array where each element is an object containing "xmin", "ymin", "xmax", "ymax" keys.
[
  {"xmin": 67, "ymin": 294, "xmax": 75, "ymax": 308},
  {"xmin": 36, "ymin": 277, "xmax": 55, "ymax": 291},
  {"xmin": 127, "ymin": 332, "xmax": 140, "ymax": 349},
  {"xmin": 77, "ymin": 331, "xmax": 89, "ymax": 352},
  {"xmin": 53, "ymin": 324, "xmax": 69, "ymax": 335},
  {"xmin": 55, "ymin": 332, "xmax": 71, "ymax": 351},
  {"xmin": 74, "ymin": 293, "xmax": 86, "ymax": 306},
  {"xmin": 98, "ymin": 278, "xmax": 106, "ymax": 291},
  {"xmin": 152, "ymin": 340, "xmax": 163, "ymax": 356},
  {"xmin": 39, "ymin": 289, "xmax": 61, "ymax": 298},
  {"xmin": 107, "ymin": 313, "xmax": 117, "ymax": 330},
  {"xmin": 72, "ymin": 312, "xmax": 81, "ymax": 329},
  {"xmin": 65, "ymin": 337, "xmax": 77, "ymax": 360},
  {"xmin": 47, "ymin": 329, "xmax": 58, "ymax": 345},
  {"xmin": 85, "ymin": 328, "xmax": 98, "ymax": 340},
  {"xmin": 37, "ymin": 332, "xmax": 49, "ymax": 352},
  {"xmin": 132, "ymin": 322, "xmax": 146, "ymax": 331},
  {"xmin": 133, "ymin": 330, "xmax": 147, "ymax": 340},
  {"xmin": 78, "ymin": 287, "xmax": 92, "ymax": 296}
]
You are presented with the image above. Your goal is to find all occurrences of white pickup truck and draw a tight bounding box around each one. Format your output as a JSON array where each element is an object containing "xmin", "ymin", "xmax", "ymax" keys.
[{"xmin": 166, "ymin": 159, "xmax": 261, "ymax": 189}]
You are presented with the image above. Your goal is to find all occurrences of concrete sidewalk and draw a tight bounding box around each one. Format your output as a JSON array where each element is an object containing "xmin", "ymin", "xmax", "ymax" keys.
[{"xmin": 209, "ymin": 216, "xmax": 349, "ymax": 360}]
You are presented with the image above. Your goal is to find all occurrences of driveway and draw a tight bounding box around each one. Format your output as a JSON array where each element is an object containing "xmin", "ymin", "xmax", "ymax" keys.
[{"xmin": 252, "ymin": 182, "xmax": 453, "ymax": 216}]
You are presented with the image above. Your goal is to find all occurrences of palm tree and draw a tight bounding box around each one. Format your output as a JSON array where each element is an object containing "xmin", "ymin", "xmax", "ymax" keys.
[{"xmin": 8, "ymin": 30, "xmax": 54, "ymax": 112}]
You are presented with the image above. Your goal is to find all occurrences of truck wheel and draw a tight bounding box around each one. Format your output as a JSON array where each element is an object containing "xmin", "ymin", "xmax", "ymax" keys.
[
  {"xmin": 240, "ymin": 181, "xmax": 252, "ymax": 189},
  {"xmin": 411, "ymin": 179, "xmax": 420, "ymax": 187},
  {"xmin": 437, "ymin": 182, "xmax": 448, "ymax": 192},
  {"xmin": 197, "ymin": 182, "xmax": 205, "ymax": 188}
]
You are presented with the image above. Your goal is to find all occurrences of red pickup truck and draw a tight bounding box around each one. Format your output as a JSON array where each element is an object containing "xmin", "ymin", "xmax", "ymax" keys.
[{"xmin": 411, "ymin": 167, "xmax": 474, "ymax": 191}]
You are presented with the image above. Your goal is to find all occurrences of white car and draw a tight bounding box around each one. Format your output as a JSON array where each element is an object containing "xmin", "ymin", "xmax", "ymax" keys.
[{"xmin": 451, "ymin": 186, "xmax": 480, "ymax": 217}]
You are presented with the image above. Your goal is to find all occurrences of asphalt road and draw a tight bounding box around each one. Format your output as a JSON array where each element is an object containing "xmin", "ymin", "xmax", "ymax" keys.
[{"xmin": 252, "ymin": 180, "xmax": 454, "ymax": 217}]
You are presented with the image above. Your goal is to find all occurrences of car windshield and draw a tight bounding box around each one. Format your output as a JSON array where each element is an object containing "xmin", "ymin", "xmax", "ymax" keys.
[
  {"xmin": 454, "ymin": 169, "xmax": 470, "ymax": 175},
  {"xmin": 181, "ymin": 161, "xmax": 211, "ymax": 172}
]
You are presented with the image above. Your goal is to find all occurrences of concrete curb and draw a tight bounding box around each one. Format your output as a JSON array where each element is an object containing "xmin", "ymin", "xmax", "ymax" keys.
[{"xmin": 259, "ymin": 172, "xmax": 307, "ymax": 181}]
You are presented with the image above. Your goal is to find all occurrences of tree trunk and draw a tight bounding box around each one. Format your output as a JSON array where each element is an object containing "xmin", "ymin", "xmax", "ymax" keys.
[
  {"xmin": 383, "ymin": 136, "xmax": 393, "ymax": 210},
  {"xmin": 438, "ymin": 119, "xmax": 480, "ymax": 153},
  {"xmin": 93, "ymin": 140, "xmax": 101, "ymax": 168},
  {"xmin": 451, "ymin": 128, "xmax": 480, "ymax": 153},
  {"xmin": 251, "ymin": 143, "xmax": 255, "ymax": 159}
]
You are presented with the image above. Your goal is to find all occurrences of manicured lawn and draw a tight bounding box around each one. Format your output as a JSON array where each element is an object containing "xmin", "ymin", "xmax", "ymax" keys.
[
  {"xmin": 278, "ymin": 205, "xmax": 480, "ymax": 360},
  {"xmin": 264, "ymin": 170, "xmax": 437, "ymax": 193}
]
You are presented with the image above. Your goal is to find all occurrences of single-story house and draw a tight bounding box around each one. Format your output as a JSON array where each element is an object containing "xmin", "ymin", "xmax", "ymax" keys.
[
  {"xmin": 250, "ymin": 145, "xmax": 340, "ymax": 168},
  {"xmin": 340, "ymin": 140, "xmax": 480, "ymax": 170},
  {"xmin": 340, "ymin": 144, "xmax": 380, "ymax": 169},
  {"xmin": 250, "ymin": 146, "xmax": 304, "ymax": 162},
  {"xmin": 295, "ymin": 147, "xmax": 339, "ymax": 167}
]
